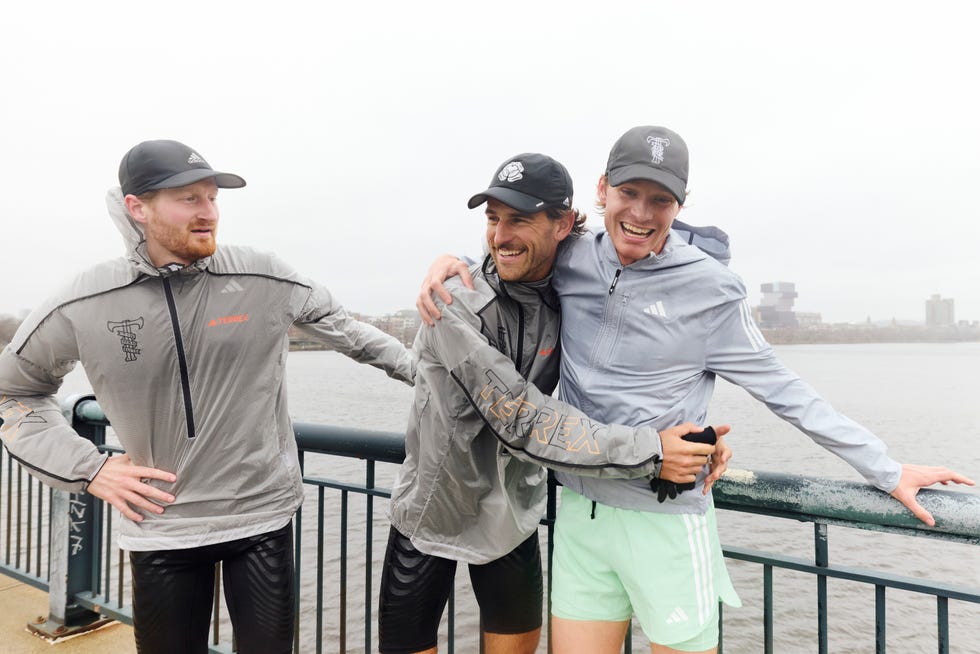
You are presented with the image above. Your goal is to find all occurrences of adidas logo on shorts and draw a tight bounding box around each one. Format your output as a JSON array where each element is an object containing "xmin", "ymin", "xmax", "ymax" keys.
[{"xmin": 666, "ymin": 606, "xmax": 689, "ymax": 624}]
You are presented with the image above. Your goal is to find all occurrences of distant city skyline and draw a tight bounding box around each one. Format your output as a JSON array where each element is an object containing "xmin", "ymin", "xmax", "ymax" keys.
[
  {"xmin": 1, "ymin": 287, "xmax": 975, "ymax": 326},
  {"xmin": 755, "ymin": 281, "xmax": 976, "ymax": 328}
]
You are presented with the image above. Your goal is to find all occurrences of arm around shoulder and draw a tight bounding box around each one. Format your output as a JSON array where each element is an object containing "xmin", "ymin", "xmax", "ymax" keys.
[{"xmin": 422, "ymin": 297, "xmax": 664, "ymax": 478}]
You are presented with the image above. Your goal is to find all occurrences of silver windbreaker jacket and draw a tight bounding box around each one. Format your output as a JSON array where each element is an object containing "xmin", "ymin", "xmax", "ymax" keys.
[
  {"xmin": 389, "ymin": 256, "xmax": 667, "ymax": 564},
  {"xmin": 0, "ymin": 188, "xmax": 414, "ymax": 551}
]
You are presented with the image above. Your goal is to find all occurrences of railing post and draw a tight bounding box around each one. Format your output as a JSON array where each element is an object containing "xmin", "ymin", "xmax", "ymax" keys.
[
  {"xmin": 875, "ymin": 584, "xmax": 886, "ymax": 653},
  {"xmin": 937, "ymin": 596, "xmax": 949, "ymax": 654},
  {"xmin": 763, "ymin": 564, "xmax": 774, "ymax": 653},
  {"xmin": 28, "ymin": 395, "xmax": 110, "ymax": 639},
  {"xmin": 815, "ymin": 522, "xmax": 828, "ymax": 654},
  {"xmin": 365, "ymin": 459, "xmax": 375, "ymax": 654}
]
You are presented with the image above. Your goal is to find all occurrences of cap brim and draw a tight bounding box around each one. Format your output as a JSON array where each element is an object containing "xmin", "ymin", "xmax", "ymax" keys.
[
  {"xmin": 607, "ymin": 165, "xmax": 685, "ymax": 204},
  {"xmin": 467, "ymin": 187, "xmax": 551, "ymax": 213},
  {"xmin": 146, "ymin": 169, "xmax": 247, "ymax": 192}
]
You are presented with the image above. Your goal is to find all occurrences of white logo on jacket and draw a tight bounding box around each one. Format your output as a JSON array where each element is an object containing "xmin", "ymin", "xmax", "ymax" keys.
[
  {"xmin": 643, "ymin": 301, "xmax": 667, "ymax": 318},
  {"xmin": 221, "ymin": 279, "xmax": 245, "ymax": 294},
  {"xmin": 646, "ymin": 136, "xmax": 671, "ymax": 164}
]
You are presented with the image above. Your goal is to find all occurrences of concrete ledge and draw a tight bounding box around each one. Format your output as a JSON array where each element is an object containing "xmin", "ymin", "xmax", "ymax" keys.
[{"xmin": 0, "ymin": 579, "xmax": 134, "ymax": 653}]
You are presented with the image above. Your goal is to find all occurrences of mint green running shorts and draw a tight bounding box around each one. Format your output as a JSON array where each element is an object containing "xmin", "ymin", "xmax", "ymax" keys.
[{"xmin": 551, "ymin": 488, "xmax": 741, "ymax": 650}]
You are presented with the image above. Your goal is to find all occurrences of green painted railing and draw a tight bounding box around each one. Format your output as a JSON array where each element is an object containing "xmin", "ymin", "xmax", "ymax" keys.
[{"xmin": 1, "ymin": 396, "xmax": 978, "ymax": 653}]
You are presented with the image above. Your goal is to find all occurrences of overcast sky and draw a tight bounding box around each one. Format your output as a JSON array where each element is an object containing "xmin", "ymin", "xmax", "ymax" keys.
[{"xmin": 1, "ymin": 1, "xmax": 977, "ymax": 324}]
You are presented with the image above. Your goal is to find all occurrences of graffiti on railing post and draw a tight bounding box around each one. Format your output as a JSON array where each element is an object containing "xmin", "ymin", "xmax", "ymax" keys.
[{"xmin": 68, "ymin": 495, "xmax": 87, "ymax": 557}]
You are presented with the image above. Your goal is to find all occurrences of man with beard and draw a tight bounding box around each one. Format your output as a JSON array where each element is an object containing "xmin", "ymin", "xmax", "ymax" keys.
[
  {"xmin": 381, "ymin": 152, "xmax": 727, "ymax": 654},
  {"xmin": 0, "ymin": 139, "xmax": 415, "ymax": 654}
]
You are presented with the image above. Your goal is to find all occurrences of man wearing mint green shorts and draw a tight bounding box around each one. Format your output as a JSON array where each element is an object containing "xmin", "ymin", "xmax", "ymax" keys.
[
  {"xmin": 551, "ymin": 489, "xmax": 738, "ymax": 651},
  {"xmin": 418, "ymin": 125, "xmax": 971, "ymax": 653},
  {"xmin": 541, "ymin": 126, "xmax": 969, "ymax": 653}
]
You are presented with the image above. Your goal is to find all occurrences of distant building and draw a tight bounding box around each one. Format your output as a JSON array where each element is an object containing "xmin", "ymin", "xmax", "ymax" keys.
[
  {"xmin": 925, "ymin": 294, "xmax": 954, "ymax": 327},
  {"xmin": 757, "ymin": 282, "xmax": 799, "ymax": 329},
  {"xmin": 369, "ymin": 309, "xmax": 421, "ymax": 346},
  {"xmin": 796, "ymin": 311, "xmax": 823, "ymax": 328},
  {"xmin": 389, "ymin": 309, "xmax": 421, "ymax": 331}
]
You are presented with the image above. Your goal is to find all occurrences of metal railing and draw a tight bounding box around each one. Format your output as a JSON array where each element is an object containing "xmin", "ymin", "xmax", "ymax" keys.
[
  {"xmin": 712, "ymin": 470, "xmax": 980, "ymax": 654},
  {"xmin": 1, "ymin": 395, "xmax": 979, "ymax": 653}
]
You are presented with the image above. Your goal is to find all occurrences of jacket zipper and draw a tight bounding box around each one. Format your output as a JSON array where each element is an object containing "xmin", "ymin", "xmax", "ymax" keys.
[
  {"xmin": 515, "ymin": 302, "xmax": 525, "ymax": 371},
  {"xmin": 162, "ymin": 278, "xmax": 197, "ymax": 439},
  {"xmin": 608, "ymin": 268, "xmax": 622, "ymax": 294}
]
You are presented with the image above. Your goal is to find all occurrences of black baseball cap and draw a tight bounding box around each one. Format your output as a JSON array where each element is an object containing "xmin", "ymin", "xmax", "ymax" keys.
[
  {"xmin": 606, "ymin": 126, "xmax": 688, "ymax": 204},
  {"xmin": 119, "ymin": 139, "xmax": 246, "ymax": 197},
  {"xmin": 467, "ymin": 153, "xmax": 573, "ymax": 214}
]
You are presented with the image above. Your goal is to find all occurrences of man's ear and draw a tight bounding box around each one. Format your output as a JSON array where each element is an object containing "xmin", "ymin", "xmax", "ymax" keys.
[
  {"xmin": 555, "ymin": 211, "xmax": 575, "ymax": 241},
  {"xmin": 596, "ymin": 175, "xmax": 608, "ymax": 206},
  {"xmin": 124, "ymin": 195, "xmax": 149, "ymax": 224}
]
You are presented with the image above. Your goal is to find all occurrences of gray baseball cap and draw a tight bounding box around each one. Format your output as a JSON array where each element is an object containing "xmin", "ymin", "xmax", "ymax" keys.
[
  {"xmin": 606, "ymin": 126, "xmax": 688, "ymax": 204},
  {"xmin": 119, "ymin": 139, "xmax": 246, "ymax": 197}
]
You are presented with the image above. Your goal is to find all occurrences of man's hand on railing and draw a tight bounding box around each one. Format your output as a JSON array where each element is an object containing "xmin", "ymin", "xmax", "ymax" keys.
[
  {"xmin": 889, "ymin": 464, "xmax": 975, "ymax": 527},
  {"xmin": 86, "ymin": 454, "xmax": 177, "ymax": 522}
]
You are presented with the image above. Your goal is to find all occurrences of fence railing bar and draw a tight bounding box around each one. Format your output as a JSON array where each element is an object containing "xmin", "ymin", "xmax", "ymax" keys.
[
  {"xmin": 723, "ymin": 546, "xmax": 980, "ymax": 602},
  {"xmin": 2, "ymin": 404, "xmax": 979, "ymax": 653}
]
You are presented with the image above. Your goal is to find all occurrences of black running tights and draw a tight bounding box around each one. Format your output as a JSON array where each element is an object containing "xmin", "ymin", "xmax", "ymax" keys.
[{"xmin": 129, "ymin": 523, "xmax": 294, "ymax": 654}]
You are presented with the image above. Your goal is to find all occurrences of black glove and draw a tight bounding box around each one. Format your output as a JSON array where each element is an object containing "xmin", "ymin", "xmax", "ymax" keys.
[
  {"xmin": 649, "ymin": 426, "xmax": 717, "ymax": 503},
  {"xmin": 650, "ymin": 476, "xmax": 681, "ymax": 502}
]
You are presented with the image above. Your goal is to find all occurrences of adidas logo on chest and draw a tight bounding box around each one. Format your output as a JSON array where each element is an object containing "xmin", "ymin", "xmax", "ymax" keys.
[
  {"xmin": 220, "ymin": 279, "xmax": 245, "ymax": 294},
  {"xmin": 642, "ymin": 300, "xmax": 667, "ymax": 318}
]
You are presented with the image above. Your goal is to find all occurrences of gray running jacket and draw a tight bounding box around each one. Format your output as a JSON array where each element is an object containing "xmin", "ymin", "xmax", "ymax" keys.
[
  {"xmin": 553, "ymin": 227, "xmax": 902, "ymax": 515},
  {"xmin": 389, "ymin": 256, "xmax": 666, "ymax": 564},
  {"xmin": 0, "ymin": 188, "xmax": 414, "ymax": 551}
]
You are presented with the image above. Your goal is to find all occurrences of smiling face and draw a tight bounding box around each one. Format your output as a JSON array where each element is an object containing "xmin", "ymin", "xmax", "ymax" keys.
[
  {"xmin": 485, "ymin": 198, "xmax": 573, "ymax": 282},
  {"xmin": 598, "ymin": 175, "xmax": 681, "ymax": 266},
  {"xmin": 125, "ymin": 179, "xmax": 220, "ymax": 267}
]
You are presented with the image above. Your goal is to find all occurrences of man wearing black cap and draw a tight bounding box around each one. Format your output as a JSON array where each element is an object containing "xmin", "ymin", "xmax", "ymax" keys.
[
  {"xmin": 0, "ymin": 139, "xmax": 415, "ymax": 654},
  {"xmin": 379, "ymin": 152, "xmax": 721, "ymax": 654}
]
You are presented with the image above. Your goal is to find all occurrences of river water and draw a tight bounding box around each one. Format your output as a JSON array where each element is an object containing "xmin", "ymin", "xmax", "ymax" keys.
[{"xmin": 60, "ymin": 342, "xmax": 980, "ymax": 653}]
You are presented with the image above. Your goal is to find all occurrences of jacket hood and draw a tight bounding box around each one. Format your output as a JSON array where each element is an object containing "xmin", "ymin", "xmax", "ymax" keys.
[
  {"xmin": 671, "ymin": 219, "xmax": 731, "ymax": 266},
  {"xmin": 105, "ymin": 186, "xmax": 210, "ymax": 276},
  {"xmin": 106, "ymin": 186, "xmax": 144, "ymax": 254}
]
